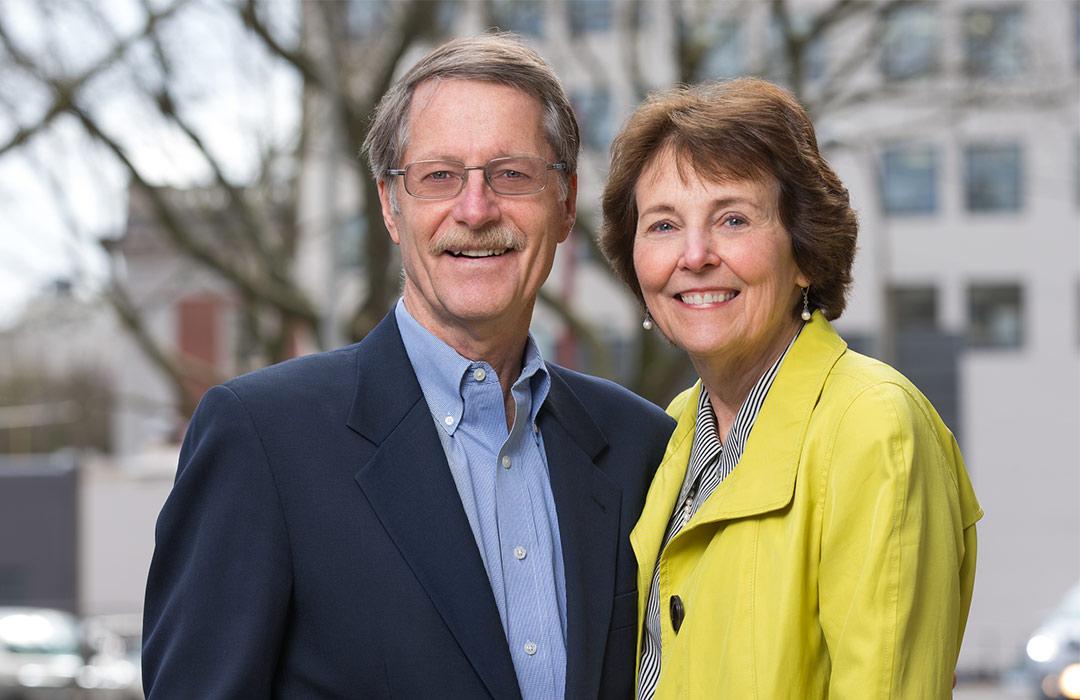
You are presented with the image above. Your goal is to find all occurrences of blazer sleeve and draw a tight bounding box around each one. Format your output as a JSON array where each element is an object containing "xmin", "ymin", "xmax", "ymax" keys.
[
  {"xmin": 142, "ymin": 385, "xmax": 293, "ymax": 699},
  {"xmin": 817, "ymin": 381, "xmax": 980, "ymax": 700}
]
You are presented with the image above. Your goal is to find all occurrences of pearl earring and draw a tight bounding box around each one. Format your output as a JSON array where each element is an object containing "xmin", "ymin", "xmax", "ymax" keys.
[
  {"xmin": 801, "ymin": 287, "xmax": 812, "ymax": 322},
  {"xmin": 642, "ymin": 310, "xmax": 654, "ymax": 331}
]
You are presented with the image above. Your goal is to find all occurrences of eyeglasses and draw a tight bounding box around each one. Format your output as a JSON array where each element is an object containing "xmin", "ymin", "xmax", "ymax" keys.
[{"xmin": 386, "ymin": 156, "xmax": 567, "ymax": 200}]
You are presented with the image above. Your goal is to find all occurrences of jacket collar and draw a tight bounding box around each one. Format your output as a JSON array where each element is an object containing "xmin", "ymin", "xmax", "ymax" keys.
[
  {"xmin": 632, "ymin": 313, "xmax": 847, "ymax": 578},
  {"xmin": 689, "ymin": 313, "xmax": 845, "ymax": 525}
]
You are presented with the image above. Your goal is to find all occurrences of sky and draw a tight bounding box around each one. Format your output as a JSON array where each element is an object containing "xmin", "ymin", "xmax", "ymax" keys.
[{"xmin": 0, "ymin": 0, "xmax": 301, "ymax": 327}]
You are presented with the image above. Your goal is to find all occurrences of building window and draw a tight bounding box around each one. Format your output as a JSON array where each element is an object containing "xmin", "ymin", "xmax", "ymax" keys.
[
  {"xmin": 967, "ymin": 283, "xmax": 1024, "ymax": 349},
  {"xmin": 572, "ymin": 89, "xmax": 614, "ymax": 151},
  {"xmin": 1075, "ymin": 136, "xmax": 1080, "ymax": 207},
  {"xmin": 0, "ymin": 567, "xmax": 26, "ymax": 601},
  {"xmin": 965, "ymin": 143, "xmax": 1023, "ymax": 212},
  {"xmin": 1075, "ymin": 1, "xmax": 1080, "ymax": 70},
  {"xmin": 347, "ymin": 0, "xmax": 390, "ymax": 37},
  {"xmin": 881, "ymin": 3, "xmax": 939, "ymax": 81},
  {"xmin": 889, "ymin": 285, "xmax": 939, "ymax": 332},
  {"xmin": 766, "ymin": 14, "xmax": 827, "ymax": 87},
  {"xmin": 568, "ymin": 0, "xmax": 612, "ymax": 35},
  {"xmin": 490, "ymin": 0, "xmax": 544, "ymax": 36},
  {"xmin": 178, "ymin": 295, "xmax": 223, "ymax": 403},
  {"xmin": 434, "ymin": 0, "xmax": 459, "ymax": 34},
  {"xmin": 881, "ymin": 144, "xmax": 938, "ymax": 215},
  {"xmin": 964, "ymin": 5, "xmax": 1026, "ymax": 79},
  {"xmin": 679, "ymin": 17, "xmax": 745, "ymax": 80}
]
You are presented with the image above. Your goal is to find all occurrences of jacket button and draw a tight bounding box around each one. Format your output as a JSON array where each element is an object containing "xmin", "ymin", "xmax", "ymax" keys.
[{"xmin": 669, "ymin": 595, "xmax": 685, "ymax": 633}]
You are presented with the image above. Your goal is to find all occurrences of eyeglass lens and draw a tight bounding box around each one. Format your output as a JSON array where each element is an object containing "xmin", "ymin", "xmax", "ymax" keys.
[{"xmin": 404, "ymin": 157, "xmax": 552, "ymax": 198}]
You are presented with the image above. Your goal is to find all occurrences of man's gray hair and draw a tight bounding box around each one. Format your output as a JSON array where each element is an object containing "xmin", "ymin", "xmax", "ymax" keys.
[{"xmin": 363, "ymin": 33, "xmax": 579, "ymax": 207}]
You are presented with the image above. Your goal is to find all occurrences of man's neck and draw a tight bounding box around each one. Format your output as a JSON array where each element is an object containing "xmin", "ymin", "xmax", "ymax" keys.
[{"xmin": 402, "ymin": 294, "xmax": 532, "ymax": 410}]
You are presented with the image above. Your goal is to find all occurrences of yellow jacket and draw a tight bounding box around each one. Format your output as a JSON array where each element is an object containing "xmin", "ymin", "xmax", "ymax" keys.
[{"xmin": 631, "ymin": 313, "xmax": 983, "ymax": 699}]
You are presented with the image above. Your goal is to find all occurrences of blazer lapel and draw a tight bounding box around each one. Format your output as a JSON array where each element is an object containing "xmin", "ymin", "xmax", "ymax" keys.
[
  {"xmin": 348, "ymin": 314, "xmax": 521, "ymax": 700},
  {"xmin": 540, "ymin": 368, "xmax": 620, "ymax": 700}
]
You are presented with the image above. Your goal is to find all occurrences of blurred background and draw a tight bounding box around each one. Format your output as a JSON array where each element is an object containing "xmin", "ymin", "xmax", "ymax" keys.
[{"xmin": 0, "ymin": 0, "xmax": 1076, "ymax": 697}]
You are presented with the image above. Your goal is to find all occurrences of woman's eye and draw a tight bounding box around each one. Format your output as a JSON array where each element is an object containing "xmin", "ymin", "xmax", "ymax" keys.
[
  {"xmin": 722, "ymin": 215, "xmax": 748, "ymax": 228},
  {"xmin": 648, "ymin": 220, "xmax": 675, "ymax": 233}
]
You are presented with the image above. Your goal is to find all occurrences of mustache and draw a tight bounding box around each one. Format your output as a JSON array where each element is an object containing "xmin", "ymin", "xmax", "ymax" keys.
[{"xmin": 429, "ymin": 224, "xmax": 527, "ymax": 255}]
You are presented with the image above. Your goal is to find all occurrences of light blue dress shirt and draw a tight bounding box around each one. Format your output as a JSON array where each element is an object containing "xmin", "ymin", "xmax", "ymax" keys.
[{"xmin": 395, "ymin": 300, "xmax": 567, "ymax": 700}]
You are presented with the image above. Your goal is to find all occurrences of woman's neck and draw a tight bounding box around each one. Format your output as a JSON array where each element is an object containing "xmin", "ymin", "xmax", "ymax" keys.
[{"xmin": 690, "ymin": 320, "xmax": 802, "ymax": 442}]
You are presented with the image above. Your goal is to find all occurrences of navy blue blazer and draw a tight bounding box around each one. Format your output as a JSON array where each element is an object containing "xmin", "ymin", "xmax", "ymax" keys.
[{"xmin": 142, "ymin": 312, "xmax": 674, "ymax": 699}]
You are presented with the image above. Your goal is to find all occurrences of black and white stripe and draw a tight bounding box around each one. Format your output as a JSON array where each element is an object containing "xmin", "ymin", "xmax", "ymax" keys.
[{"xmin": 636, "ymin": 330, "xmax": 799, "ymax": 699}]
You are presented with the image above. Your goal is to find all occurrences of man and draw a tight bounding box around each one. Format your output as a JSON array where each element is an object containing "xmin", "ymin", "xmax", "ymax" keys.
[{"xmin": 142, "ymin": 34, "xmax": 673, "ymax": 699}]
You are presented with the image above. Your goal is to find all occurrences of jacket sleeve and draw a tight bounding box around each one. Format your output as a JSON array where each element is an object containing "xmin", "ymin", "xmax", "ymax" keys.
[
  {"xmin": 142, "ymin": 385, "xmax": 293, "ymax": 699},
  {"xmin": 817, "ymin": 382, "xmax": 980, "ymax": 699}
]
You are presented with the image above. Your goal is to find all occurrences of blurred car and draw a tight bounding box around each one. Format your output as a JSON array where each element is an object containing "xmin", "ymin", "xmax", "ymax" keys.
[
  {"xmin": 78, "ymin": 616, "xmax": 142, "ymax": 699},
  {"xmin": 0, "ymin": 607, "xmax": 82, "ymax": 699},
  {"xmin": 1026, "ymin": 583, "xmax": 1080, "ymax": 699},
  {"xmin": 77, "ymin": 648, "xmax": 141, "ymax": 699}
]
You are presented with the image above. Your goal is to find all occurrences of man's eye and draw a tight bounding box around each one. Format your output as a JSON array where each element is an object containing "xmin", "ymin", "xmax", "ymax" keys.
[
  {"xmin": 494, "ymin": 168, "xmax": 529, "ymax": 180},
  {"xmin": 425, "ymin": 170, "xmax": 454, "ymax": 181}
]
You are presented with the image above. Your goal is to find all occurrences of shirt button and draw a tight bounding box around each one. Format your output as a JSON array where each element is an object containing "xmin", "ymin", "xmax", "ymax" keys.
[
  {"xmin": 513, "ymin": 546, "xmax": 527, "ymax": 560},
  {"xmin": 523, "ymin": 641, "xmax": 537, "ymax": 655},
  {"xmin": 444, "ymin": 415, "xmax": 454, "ymax": 426},
  {"xmin": 532, "ymin": 423, "xmax": 539, "ymax": 434},
  {"xmin": 501, "ymin": 455, "xmax": 512, "ymax": 469},
  {"xmin": 472, "ymin": 367, "xmax": 486, "ymax": 382}
]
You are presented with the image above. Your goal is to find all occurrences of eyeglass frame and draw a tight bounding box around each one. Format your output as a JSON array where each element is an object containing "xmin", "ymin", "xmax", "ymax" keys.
[{"xmin": 385, "ymin": 156, "xmax": 568, "ymax": 200}]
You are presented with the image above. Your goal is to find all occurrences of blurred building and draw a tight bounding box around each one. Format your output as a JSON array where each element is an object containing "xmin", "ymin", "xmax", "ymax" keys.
[
  {"xmin": 107, "ymin": 185, "xmax": 244, "ymax": 454},
  {"xmin": 0, "ymin": 186, "xmax": 239, "ymax": 623},
  {"xmin": 301, "ymin": 0, "xmax": 1079, "ymax": 675}
]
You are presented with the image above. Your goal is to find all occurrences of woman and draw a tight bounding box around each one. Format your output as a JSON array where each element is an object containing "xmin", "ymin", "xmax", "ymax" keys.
[{"xmin": 601, "ymin": 78, "xmax": 982, "ymax": 698}]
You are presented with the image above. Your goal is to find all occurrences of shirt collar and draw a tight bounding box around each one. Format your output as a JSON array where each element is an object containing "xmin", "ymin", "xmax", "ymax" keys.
[{"xmin": 395, "ymin": 298, "xmax": 551, "ymax": 435}]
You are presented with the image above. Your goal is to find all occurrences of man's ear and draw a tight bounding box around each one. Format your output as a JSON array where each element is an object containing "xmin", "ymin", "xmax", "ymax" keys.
[
  {"xmin": 558, "ymin": 174, "xmax": 577, "ymax": 244},
  {"xmin": 377, "ymin": 180, "xmax": 401, "ymax": 245}
]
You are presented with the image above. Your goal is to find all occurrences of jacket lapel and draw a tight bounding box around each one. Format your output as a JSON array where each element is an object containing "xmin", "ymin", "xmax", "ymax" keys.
[
  {"xmin": 631, "ymin": 314, "xmax": 849, "ymax": 599},
  {"xmin": 348, "ymin": 314, "xmax": 521, "ymax": 700},
  {"xmin": 629, "ymin": 384, "xmax": 700, "ymax": 654},
  {"xmin": 540, "ymin": 368, "xmax": 620, "ymax": 700},
  {"xmin": 686, "ymin": 314, "xmax": 847, "ymax": 529}
]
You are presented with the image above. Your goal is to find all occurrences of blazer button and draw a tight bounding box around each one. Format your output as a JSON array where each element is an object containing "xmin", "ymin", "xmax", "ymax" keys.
[{"xmin": 669, "ymin": 595, "xmax": 685, "ymax": 633}]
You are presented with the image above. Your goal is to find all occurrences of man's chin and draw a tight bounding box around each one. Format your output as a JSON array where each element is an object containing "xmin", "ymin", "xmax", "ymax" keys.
[{"xmin": 438, "ymin": 297, "xmax": 530, "ymax": 328}]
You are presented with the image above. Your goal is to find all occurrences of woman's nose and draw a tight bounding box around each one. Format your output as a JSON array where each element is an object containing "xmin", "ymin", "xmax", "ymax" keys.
[{"xmin": 679, "ymin": 228, "xmax": 719, "ymax": 272}]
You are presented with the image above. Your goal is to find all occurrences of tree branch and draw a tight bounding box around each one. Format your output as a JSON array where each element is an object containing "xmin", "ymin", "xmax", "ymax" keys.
[
  {"xmin": 0, "ymin": 0, "xmax": 190, "ymax": 155},
  {"xmin": 239, "ymin": 0, "xmax": 326, "ymax": 90},
  {"xmin": 68, "ymin": 102, "xmax": 319, "ymax": 326},
  {"xmin": 136, "ymin": 11, "xmax": 292, "ymax": 286}
]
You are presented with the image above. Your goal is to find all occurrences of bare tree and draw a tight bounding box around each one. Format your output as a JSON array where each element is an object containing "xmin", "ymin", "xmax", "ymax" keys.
[
  {"xmin": 4, "ymin": 0, "xmax": 1060, "ymax": 421},
  {"xmin": 0, "ymin": 0, "xmax": 449, "ymax": 417}
]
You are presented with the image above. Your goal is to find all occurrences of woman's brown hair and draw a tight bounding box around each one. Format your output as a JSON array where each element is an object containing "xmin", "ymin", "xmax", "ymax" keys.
[{"xmin": 600, "ymin": 78, "xmax": 857, "ymax": 320}]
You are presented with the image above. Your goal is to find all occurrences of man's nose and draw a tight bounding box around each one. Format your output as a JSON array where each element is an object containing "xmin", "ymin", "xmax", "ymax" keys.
[{"xmin": 451, "ymin": 170, "xmax": 501, "ymax": 229}]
